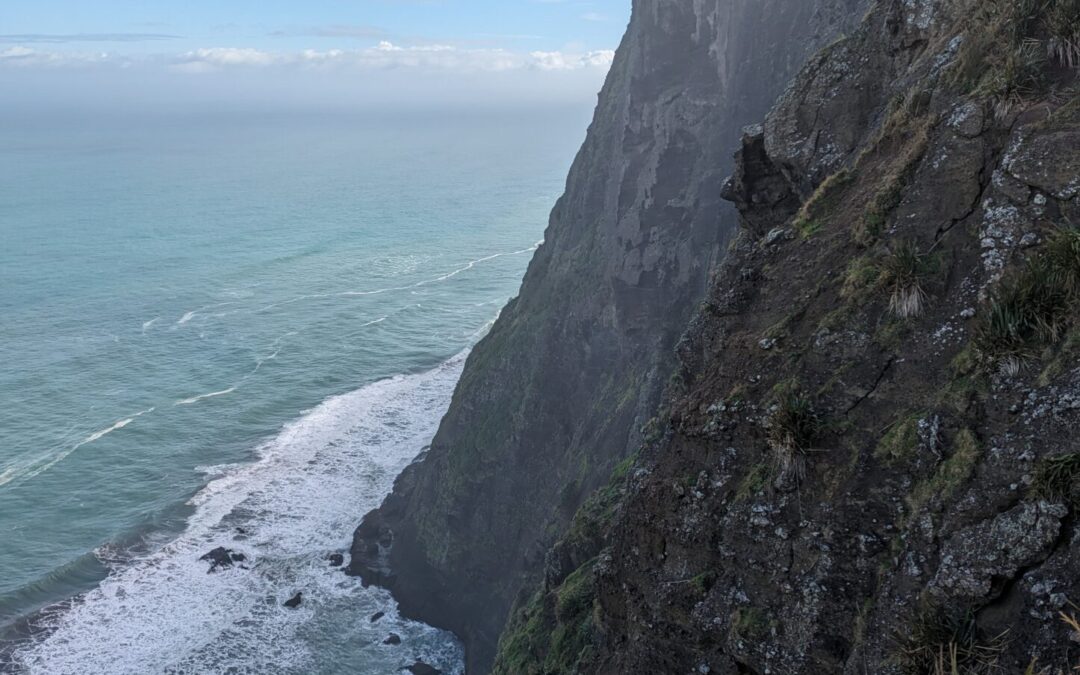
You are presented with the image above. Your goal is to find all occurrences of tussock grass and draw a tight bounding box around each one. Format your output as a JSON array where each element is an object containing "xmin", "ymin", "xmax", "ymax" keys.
[
  {"xmin": 974, "ymin": 231, "xmax": 1080, "ymax": 374},
  {"xmin": 897, "ymin": 606, "xmax": 1008, "ymax": 675},
  {"xmin": 1046, "ymin": 0, "xmax": 1080, "ymax": 68},
  {"xmin": 953, "ymin": 0, "xmax": 1080, "ymax": 118},
  {"xmin": 766, "ymin": 393, "xmax": 820, "ymax": 483},
  {"xmin": 1044, "ymin": 224, "xmax": 1080, "ymax": 297},
  {"xmin": 882, "ymin": 241, "xmax": 933, "ymax": 318},
  {"xmin": 1030, "ymin": 452, "xmax": 1080, "ymax": 506}
]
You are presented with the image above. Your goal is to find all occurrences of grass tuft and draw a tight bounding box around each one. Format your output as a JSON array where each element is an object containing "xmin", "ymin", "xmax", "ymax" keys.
[
  {"xmin": 897, "ymin": 605, "xmax": 1008, "ymax": 675},
  {"xmin": 766, "ymin": 393, "xmax": 821, "ymax": 483},
  {"xmin": 1045, "ymin": 0, "xmax": 1080, "ymax": 68},
  {"xmin": 974, "ymin": 253, "xmax": 1076, "ymax": 374},
  {"xmin": 882, "ymin": 241, "xmax": 933, "ymax": 318},
  {"xmin": 1030, "ymin": 452, "xmax": 1080, "ymax": 507},
  {"xmin": 792, "ymin": 169, "xmax": 855, "ymax": 238},
  {"xmin": 1044, "ymin": 224, "xmax": 1080, "ymax": 297},
  {"xmin": 950, "ymin": 0, "xmax": 1080, "ymax": 117}
]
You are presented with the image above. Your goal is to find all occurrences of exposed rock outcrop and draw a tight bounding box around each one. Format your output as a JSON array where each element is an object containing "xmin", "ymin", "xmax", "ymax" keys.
[
  {"xmin": 350, "ymin": 0, "xmax": 868, "ymax": 670},
  {"xmin": 497, "ymin": 0, "xmax": 1080, "ymax": 672}
]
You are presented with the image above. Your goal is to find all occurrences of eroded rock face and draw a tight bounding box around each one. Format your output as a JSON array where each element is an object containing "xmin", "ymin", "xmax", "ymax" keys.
[
  {"xmin": 929, "ymin": 501, "xmax": 1067, "ymax": 601},
  {"xmin": 349, "ymin": 0, "xmax": 867, "ymax": 670},
  {"xmin": 499, "ymin": 0, "xmax": 1080, "ymax": 673}
]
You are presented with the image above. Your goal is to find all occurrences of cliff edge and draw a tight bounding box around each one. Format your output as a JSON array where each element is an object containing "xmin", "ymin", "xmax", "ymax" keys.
[
  {"xmin": 349, "ymin": 0, "xmax": 866, "ymax": 671},
  {"xmin": 494, "ymin": 0, "xmax": 1080, "ymax": 672}
]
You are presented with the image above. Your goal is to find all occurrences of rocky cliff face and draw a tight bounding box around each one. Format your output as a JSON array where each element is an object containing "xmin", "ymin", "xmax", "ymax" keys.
[
  {"xmin": 349, "ymin": 0, "xmax": 866, "ymax": 671},
  {"xmin": 495, "ymin": 0, "xmax": 1080, "ymax": 672}
]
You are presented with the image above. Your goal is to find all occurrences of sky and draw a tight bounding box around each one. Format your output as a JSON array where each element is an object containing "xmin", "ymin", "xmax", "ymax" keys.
[{"xmin": 0, "ymin": 1, "xmax": 632, "ymax": 114}]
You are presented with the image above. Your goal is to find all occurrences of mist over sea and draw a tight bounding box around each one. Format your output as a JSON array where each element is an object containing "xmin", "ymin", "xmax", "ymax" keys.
[{"xmin": 0, "ymin": 108, "xmax": 587, "ymax": 673}]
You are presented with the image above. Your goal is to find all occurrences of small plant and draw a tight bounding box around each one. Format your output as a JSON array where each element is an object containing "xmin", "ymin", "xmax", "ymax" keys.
[
  {"xmin": 978, "ymin": 39, "xmax": 1047, "ymax": 118},
  {"xmin": 842, "ymin": 255, "xmax": 883, "ymax": 300},
  {"xmin": 1030, "ymin": 452, "xmax": 1080, "ymax": 506},
  {"xmin": 974, "ymin": 257, "xmax": 1074, "ymax": 375},
  {"xmin": 1044, "ymin": 224, "xmax": 1080, "ymax": 298},
  {"xmin": 897, "ymin": 605, "xmax": 1008, "ymax": 675},
  {"xmin": 791, "ymin": 169, "xmax": 855, "ymax": 237},
  {"xmin": 732, "ymin": 607, "xmax": 774, "ymax": 641},
  {"xmin": 1045, "ymin": 0, "xmax": 1080, "ymax": 68},
  {"xmin": 882, "ymin": 241, "xmax": 933, "ymax": 318},
  {"xmin": 766, "ymin": 393, "xmax": 821, "ymax": 482}
]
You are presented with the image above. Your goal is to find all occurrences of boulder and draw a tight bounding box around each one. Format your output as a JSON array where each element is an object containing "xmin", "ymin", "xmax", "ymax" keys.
[{"xmin": 199, "ymin": 547, "xmax": 236, "ymax": 573}]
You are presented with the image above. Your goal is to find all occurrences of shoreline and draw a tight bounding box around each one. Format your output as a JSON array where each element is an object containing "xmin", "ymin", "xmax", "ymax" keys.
[{"xmin": 1, "ymin": 354, "xmax": 471, "ymax": 674}]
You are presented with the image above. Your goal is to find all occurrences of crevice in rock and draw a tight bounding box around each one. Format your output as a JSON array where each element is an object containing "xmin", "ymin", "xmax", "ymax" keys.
[{"xmin": 845, "ymin": 357, "xmax": 895, "ymax": 414}]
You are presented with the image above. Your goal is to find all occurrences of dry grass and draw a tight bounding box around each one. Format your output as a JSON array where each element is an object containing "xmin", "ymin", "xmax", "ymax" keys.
[
  {"xmin": 1045, "ymin": 0, "xmax": 1080, "ymax": 68},
  {"xmin": 882, "ymin": 241, "xmax": 933, "ymax": 318},
  {"xmin": 766, "ymin": 393, "xmax": 820, "ymax": 483},
  {"xmin": 897, "ymin": 606, "xmax": 1008, "ymax": 674}
]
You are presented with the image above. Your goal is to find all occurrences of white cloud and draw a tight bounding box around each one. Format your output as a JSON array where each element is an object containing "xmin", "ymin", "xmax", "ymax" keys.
[
  {"xmin": 182, "ymin": 47, "xmax": 278, "ymax": 67},
  {"xmin": 158, "ymin": 43, "xmax": 614, "ymax": 74},
  {"xmin": 0, "ymin": 46, "xmax": 113, "ymax": 68},
  {"xmin": 529, "ymin": 49, "xmax": 614, "ymax": 71},
  {"xmin": 0, "ymin": 41, "xmax": 616, "ymax": 75}
]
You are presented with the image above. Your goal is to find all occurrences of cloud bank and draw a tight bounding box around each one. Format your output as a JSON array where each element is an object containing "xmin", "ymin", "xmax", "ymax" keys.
[
  {"xmin": 0, "ymin": 42, "xmax": 615, "ymax": 74},
  {"xmin": 0, "ymin": 41, "xmax": 617, "ymax": 114}
]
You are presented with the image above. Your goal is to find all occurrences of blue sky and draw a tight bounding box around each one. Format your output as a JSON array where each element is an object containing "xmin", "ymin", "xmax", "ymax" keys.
[
  {"xmin": 2, "ymin": 1, "xmax": 629, "ymax": 54},
  {"xmin": 0, "ymin": 1, "xmax": 631, "ymax": 112}
]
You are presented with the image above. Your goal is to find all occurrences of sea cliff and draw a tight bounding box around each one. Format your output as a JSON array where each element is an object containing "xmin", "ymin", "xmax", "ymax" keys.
[{"xmin": 353, "ymin": 0, "xmax": 1080, "ymax": 672}]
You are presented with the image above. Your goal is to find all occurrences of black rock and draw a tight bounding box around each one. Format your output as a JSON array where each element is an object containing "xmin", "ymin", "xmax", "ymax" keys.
[
  {"xmin": 405, "ymin": 662, "xmax": 441, "ymax": 675},
  {"xmin": 230, "ymin": 552, "xmax": 246, "ymax": 562},
  {"xmin": 200, "ymin": 547, "xmax": 236, "ymax": 573},
  {"xmin": 328, "ymin": 553, "xmax": 344, "ymax": 567},
  {"xmin": 383, "ymin": 633, "xmax": 401, "ymax": 645},
  {"xmin": 283, "ymin": 592, "xmax": 303, "ymax": 609},
  {"xmin": 370, "ymin": 611, "xmax": 385, "ymax": 623}
]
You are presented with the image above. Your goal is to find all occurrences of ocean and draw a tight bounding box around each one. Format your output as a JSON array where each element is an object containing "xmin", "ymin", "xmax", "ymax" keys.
[{"xmin": 0, "ymin": 108, "xmax": 587, "ymax": 673}]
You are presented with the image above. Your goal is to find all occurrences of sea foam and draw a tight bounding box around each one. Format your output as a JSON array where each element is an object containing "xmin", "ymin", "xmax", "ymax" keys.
[{"xmin": 9, "ymin": 355, "xmax": 468, "ymax": 675}]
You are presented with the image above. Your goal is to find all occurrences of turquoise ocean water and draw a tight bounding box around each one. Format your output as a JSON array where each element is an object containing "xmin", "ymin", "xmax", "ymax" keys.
[{"xmin": 0, "ymin": 109, "xmax": 586, "ymax": 673}]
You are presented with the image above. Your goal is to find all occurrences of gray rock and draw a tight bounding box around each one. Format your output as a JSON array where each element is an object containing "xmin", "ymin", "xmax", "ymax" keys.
[{"xmin": 929, "ymin": 501, "xmax": 1068, "ymax": 600}]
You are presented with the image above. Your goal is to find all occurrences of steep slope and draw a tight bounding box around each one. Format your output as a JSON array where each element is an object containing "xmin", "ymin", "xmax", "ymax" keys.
[
  {"xmin": 349, "ymin": 1, "xmax": 867, "ymax": 671},
  {"xmin": 501, "ymin": 0, "xmax": 1080, "ymax": 672}
]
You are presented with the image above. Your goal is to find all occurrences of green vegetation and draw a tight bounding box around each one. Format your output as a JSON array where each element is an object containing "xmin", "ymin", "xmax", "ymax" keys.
[
  {"xmin": 734, "ymin": 461, "xmax": 772, "ymax": 502},
  {"xmin": 792, "ymin": 169, "xmax": 855, "ymax": 238},
  {"xmin": 973, "ymin": 228, "xmax": 1080, "ymax": 374},
  {"xmin": 766, "ymin": 392, "xmax": 821, "ymax": 483},
  {"xmin": 875, "ymin": 415, "xmax": 923, "ymax": 462},
  {"xmin": 907, "ymin": 429, "xmax": 981, "ymax": 516},
  {"xmin": 896, "ymin": 605, "xmax": 1008, "ymax": 675},
  {"xmin": 847, "ymin": 86, "xmax": 936, "ymax": 246},
  {"xmin": 952, "ymin": 0, "xmax": 1080, "ymax": 117},
  {"xmin": 1046, "ymin": 0, "xmax": 1080, "ymax": 67},
  {"xmin": 1037, "ymin": 325, "xmax": 1080, "ymax": 385},
  {"xmin": 1045, "ymin": 224, "xmax": 1080, "ymax": 296},
  {"xmin": 732, "ymin": 606, "xmax": 774, "ymax": 641},
  {"xmin": 881, "ymin": 241, "xmax": 935, "ymax": 318},
  {"xmin": 1030, "ymin": 452, "xmax": 1080, "ymax": 507},
  {"xmin": 493, "ymin": 560, "xmax": 598, "ymax": 675},
  {"xmin": 841, "ymin": 255, "xmax": 884, "ymax": 301},
  {"xmin": 494, "ymin": 449, "xmax": 640, "ymax": 674}
]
